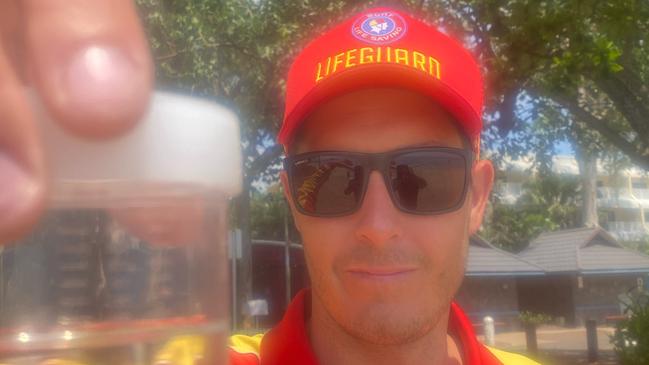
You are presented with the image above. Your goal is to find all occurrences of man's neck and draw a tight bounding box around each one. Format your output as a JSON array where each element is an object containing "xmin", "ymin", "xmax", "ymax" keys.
[{"xmin": 307, "ymin": 296, "xmax": 464, "ymax": 365}]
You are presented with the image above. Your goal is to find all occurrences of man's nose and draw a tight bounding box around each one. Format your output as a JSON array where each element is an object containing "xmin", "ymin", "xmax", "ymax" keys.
[{"xmin": 354, "ymin": 171, "xmax": 403, "ymax": 246}]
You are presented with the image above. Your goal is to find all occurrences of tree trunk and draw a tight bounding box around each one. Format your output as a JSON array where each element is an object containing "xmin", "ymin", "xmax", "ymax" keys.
[
  {"xmin": 576, "ymin": 148, "xmax": 599, "ymax": 228},
  {"xmin": 525, "ymin": 323, "xmax": 538, "ymax": 355}
]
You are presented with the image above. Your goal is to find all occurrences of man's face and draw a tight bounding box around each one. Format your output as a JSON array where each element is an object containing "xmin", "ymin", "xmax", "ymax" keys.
[{"xmin": 281, "ymin": 88, "xmax": 493, "ymax": 345}]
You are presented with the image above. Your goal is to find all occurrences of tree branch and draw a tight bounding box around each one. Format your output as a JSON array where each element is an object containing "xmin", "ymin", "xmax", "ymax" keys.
[
  {"xmin": 594, "ymin": 76, "xmax": 649, "ymax": 138},
  {"xmin": 248, "ymin": 143, "xmax": 284, "ymax": 177},
  {"xmin": 555, "ymin": 93, "xmax": 649, "ymax": 170}
]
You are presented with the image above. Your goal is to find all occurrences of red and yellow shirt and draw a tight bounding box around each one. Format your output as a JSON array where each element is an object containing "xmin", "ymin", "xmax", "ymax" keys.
[{"xmin": 228, "ymin": 289, "xmax": 540, "ymax": 365}]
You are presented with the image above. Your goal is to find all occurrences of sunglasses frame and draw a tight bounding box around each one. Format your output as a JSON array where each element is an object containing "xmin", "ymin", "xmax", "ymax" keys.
[{"xmin": 283, "ymin": 146, "xmax": 474, "ymax": 217}]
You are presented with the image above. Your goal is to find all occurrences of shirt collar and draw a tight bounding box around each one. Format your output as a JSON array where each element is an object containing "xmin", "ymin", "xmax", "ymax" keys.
[{"xmin": 260, "ymin": 288, "xmax": 502, "ymax": 365}]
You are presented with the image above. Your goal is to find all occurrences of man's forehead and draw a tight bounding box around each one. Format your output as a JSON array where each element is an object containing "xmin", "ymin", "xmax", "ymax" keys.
[
  {"xmin": 291, "ymin": 88, "xmax": 465, "ymax": 154},
  {"xmin": 308, "ymin": 88, "xmax": 447, "ymax": 114}
]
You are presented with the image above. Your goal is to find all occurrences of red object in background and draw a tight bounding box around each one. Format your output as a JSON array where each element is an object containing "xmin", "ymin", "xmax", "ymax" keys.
[{"xmin": 278, "ymin": 7, "xmax": 484, "ymax": 153}]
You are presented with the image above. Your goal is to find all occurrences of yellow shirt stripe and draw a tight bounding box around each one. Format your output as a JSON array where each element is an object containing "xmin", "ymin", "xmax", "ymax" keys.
[
  {"xmin": 487, "ymin": 346, "xmax": 542, "ymax": 365},
  {"xmin": 227, "ymin": 334, "xmax": 541, "ymax": 364},
  {"xmin": 229, "ymin": 333, "xmax": 264, "ymax": 357}
]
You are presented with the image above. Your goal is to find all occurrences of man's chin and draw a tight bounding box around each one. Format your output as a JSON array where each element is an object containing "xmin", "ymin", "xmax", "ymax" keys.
[
  {"xmin": 340, "ymin": 308, "xmax": 440, "ymax": 346},
  {"xmin": 329, "ymin": 292, "xmax": 442, "ymax": 342}
]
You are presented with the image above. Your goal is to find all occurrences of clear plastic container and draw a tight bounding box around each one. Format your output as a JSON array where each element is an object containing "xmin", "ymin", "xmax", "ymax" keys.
[{"xmin": 0, "ymin": 93, "xmax": 242, "ymax": 364}]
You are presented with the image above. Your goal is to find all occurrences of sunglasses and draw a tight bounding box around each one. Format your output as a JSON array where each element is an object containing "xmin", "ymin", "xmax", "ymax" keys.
[{"xmin": 283, "ymin": 147, "xmax": 473, "ymax": 217}]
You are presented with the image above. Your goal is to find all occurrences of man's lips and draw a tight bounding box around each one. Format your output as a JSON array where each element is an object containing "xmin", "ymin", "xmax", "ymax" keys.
[{"xmin": 345, "ymin": 267, "xmax": 418, "ymax": 277}]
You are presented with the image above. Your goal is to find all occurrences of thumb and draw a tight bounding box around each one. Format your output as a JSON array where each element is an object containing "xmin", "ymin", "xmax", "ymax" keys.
[{"xmin": 24, "ymin": 0, "xmax": 154, "ymax": 139}]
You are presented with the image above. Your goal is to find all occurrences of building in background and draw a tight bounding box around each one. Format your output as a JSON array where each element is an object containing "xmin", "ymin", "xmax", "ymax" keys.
[
  {"xmin": 495, "ymin": 155, "xmax": 649, "ymax": 243},
  {"xmin": 455, "ymin": 236, "xmax": 544, "ymax": 330},
  {"xmin": 238, "ymin": 231, "xmax": 649, "ymax": 330},
  {"xmin": 518, "ymin": 227, "xmax": 649, "ymax": 326}
]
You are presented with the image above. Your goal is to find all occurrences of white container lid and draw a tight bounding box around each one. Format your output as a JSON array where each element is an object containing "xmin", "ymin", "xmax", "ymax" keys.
[{"xmin": 35, "ymin": 92, "xmax": 242, "ymax": 204}]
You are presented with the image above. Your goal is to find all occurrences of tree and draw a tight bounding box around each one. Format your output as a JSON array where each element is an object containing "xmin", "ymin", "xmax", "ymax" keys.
[
  {"xmin": 249, "ymin": 187, "xmax": 299, "ymax": 242},
  {"xmin": 482, "ymin": 172, "xmax": 580, "ymax": 252},
  {"xmin": 612, "ymin": 289, "xmax": 649, "ymax": 365},
  {"xmin": 422, "ymin": 1, "xmax": 648, "ymax": 247},
  {"xmin": 422, "ymin": 0, "xmax": 649, "ymax": 170}
]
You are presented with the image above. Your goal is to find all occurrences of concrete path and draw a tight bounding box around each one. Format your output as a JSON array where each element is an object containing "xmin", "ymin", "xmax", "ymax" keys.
[{"xmin": 479, "ymin": 326, "xmax": 616, "ymax": 352}]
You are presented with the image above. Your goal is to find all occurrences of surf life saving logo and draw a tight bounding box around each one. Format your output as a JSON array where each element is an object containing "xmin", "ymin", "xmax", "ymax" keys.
[{"xmin": 351, "ymin": 11, "xmax": 407, "ymax": 45}]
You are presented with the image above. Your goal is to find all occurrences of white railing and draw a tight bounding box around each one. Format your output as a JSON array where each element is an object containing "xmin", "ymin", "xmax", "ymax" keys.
[
  {"xmin": 632, "ymin": 188, "xmax": 649, "ymax": 200},
  {"xmin": 597, "ymin": 187, "xmax": 640, "ymax": 209},
  {"xmin": 597, "ymin": 187, "xmax": 633, "ymax": 199},
  {"xmin": 607, "ymin": 221, "xmax": 649, "ymax": 242},
  {"xmin": 608, "ymin": 221, "xmax": 645, "ymax": 232},
  {"xmin": 494, "ymin": 185, "xmax": 646, "ymax": 209}
]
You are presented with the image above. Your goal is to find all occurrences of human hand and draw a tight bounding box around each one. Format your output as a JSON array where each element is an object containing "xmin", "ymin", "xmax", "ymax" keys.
[{"xmin": 0, "ymin": 0, "xmax": 153, "ymax": 243}]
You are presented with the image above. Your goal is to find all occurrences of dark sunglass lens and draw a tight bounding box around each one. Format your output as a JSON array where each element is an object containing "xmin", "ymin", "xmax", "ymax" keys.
[
  {"xmin": 390, "ymin": 152, "xmax": 467, "ymax": 212},
  {"xmin": 291, "ymin": 157, "xmax": 364, "ymax": 215}
]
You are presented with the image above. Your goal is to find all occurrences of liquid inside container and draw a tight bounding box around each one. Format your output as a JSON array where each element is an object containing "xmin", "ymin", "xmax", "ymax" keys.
[{"xmin": 0, "ymin": 93, "xmax": 242, "ymax": 365}]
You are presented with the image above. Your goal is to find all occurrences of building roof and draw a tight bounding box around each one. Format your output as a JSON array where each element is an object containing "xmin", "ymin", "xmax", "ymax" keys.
[
  {"xmin": 466, "ymin": 236, "xmax": 545, "ymax": 277},
  {"xmin": 518, "ymin": 227, "xmax": 649, "ymax": 274}
]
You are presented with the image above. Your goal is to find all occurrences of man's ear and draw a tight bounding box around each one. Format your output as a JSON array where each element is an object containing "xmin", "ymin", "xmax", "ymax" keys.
[
  {"xmin": 468, "ymin": 159, "xmax": 494, "ymax": 235},
  {"xmin": 280, "ymin": 170, "xmax": 303, "ymax": 233}
]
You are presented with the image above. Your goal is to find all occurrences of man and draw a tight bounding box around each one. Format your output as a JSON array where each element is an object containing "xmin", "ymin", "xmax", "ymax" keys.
[{"xmin": 228, "ymin": 7, "xmax": 539, "ymax": 365}]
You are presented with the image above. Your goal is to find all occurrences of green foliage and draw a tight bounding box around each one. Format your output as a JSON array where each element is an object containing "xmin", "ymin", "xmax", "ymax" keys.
[
  {"xmin": 518, "ymin": 311, "xmax": 553, "ymax": 326},
  {"xmin": 249, "ymin": 187, "xmax": 299, "ymax": 242},
  {"xmin": 482, "ymin": 173, "xmax": 580, "ymax": 252},
  {"xmin": 424, "ymin": 0, "xmax": 649, "ymax": 169},
  {"xmin": 518, "ymin": 174, "xmax": 581, "ymax": 223},
  {"xmin": 482, "ymin": 204, "xmax": 555, "ymax": 253},
  {"xmin": 620, "ymin": 236, "xmax": 649, "ymax": 256},
  {"xmin": 612, "ymin": 290, "xmax": 649, "ymax": 365}
]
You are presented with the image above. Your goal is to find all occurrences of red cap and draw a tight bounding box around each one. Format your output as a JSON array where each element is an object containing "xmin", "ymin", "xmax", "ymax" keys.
[{"xmin": 278, "ymin": 7, "xmax": 484, "ymax": 151}]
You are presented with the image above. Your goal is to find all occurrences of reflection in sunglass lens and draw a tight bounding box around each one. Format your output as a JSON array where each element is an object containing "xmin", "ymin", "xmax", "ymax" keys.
[
  {"xmin": 292, "ymin": 157, "xmax": 364, "ymax": 215},
  {"xmin": 390, "ymin": 152, "xmax": 466, "ymax": 212}
]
